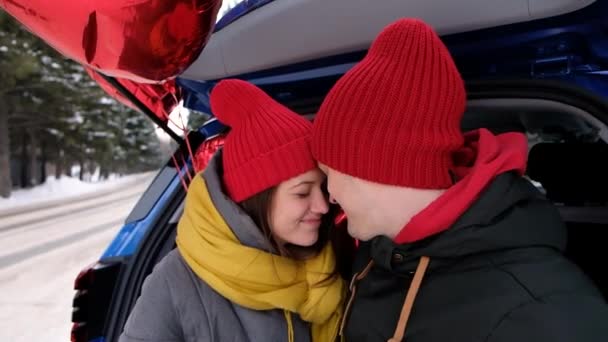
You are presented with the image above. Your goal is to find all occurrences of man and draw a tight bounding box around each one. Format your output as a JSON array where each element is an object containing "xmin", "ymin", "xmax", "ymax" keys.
[{"xmin": 311, "ymin": 18, "xmax": 608, "ymax": 342}]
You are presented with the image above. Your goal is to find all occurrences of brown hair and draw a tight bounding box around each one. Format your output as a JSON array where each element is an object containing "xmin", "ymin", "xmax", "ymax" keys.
[{"xmin": 239, "ymin": 186, "xmax": 329, "ymax": 260}]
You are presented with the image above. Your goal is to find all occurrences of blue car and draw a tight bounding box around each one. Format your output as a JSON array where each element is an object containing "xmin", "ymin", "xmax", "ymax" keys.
[{"xmin": 13, "ymin": 1, "xmax": 607, "ymax": 341}]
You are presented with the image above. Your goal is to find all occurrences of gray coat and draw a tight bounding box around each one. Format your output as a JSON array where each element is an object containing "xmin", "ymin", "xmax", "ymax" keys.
[{"xmin": 119, "ymin": 153, "xmax": 311, "ymax": 342}]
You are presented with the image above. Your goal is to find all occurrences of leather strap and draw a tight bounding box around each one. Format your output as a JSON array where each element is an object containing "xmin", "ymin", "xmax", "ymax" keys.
[{"xmin": 388, "ymin": 256, "xmax": 430, "ymax": 342}]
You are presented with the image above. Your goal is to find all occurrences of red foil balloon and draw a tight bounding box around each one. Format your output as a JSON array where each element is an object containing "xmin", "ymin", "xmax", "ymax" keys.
[
  {"xmin": 86, "ymin": 67, "xmax": 182, "ymax": 124},
  {"xmin": 0, "ymin": 0, "xmax": 221, "ymax": 83},
  {"xmin": 193, "ymin": 134, "xmax": 225, "ymax": 173}
]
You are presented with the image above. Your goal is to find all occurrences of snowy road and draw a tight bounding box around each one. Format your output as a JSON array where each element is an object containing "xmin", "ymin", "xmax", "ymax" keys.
[{"xmin": 0, "ymin": 175, "xmax": 154, "ymax": 342}]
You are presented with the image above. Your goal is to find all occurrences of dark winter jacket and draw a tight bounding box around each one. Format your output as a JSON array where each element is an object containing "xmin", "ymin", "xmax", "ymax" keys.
[{"xmin": 343, "ymin": 172, "xmax": 608, "ymax": 342}]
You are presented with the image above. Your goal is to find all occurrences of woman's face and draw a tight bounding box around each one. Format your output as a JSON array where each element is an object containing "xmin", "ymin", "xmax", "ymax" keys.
[{"xmin": 269, "ymin": 168, "xmax": 329, "ymax": 247}]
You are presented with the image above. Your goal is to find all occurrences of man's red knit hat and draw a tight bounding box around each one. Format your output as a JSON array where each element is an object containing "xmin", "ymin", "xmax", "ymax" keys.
[
  {"xmin": 312, "ymin": 18, "xmax": 466, "ymax": 189},
  {"xmin": 210, "ymin": 79, "xmax": 316, "ymax": 202}
]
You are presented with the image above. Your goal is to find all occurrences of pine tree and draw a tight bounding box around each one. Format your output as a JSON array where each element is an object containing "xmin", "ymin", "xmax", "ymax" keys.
[{"xmin": 1, "ymin": 10, "xmax": 166, "ymax": 197}]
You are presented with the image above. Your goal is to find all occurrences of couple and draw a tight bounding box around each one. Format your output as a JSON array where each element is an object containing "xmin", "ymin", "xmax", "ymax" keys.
[{"xmin": 119, "ymin": 19, "xmax": 608, "ymax": 342}]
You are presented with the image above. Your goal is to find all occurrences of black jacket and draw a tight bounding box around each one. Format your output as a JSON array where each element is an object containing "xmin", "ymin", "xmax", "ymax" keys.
[{"xmin": 343, "ymin": 172, "xmax": 608, "ymax": 341}]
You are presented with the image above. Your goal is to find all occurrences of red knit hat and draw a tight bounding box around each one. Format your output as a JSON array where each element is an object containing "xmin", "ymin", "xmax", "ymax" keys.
[
  {"xmin": 210, "ymin": 79, "xmax": 316, "ymax": 202},
  {"xmin": 312, "ymin": 18, "xmax": 466, "ymax": 189}
]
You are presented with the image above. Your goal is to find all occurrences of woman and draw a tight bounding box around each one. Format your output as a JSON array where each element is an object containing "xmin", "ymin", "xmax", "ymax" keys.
[{"xmin": 119, "ymin": 79, "xmax": 345, "ymax": 342}]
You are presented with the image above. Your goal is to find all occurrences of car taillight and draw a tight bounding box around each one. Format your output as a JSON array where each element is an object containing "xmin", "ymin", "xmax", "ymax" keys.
[
  {"xmin": 71, "ymin": 261, "xmax": 123, "ymax": 342},
  {"xmin": 74, "ymin": 265, "xmax": 95, "ymax": 290},
  {"xmin": 71, "ymin": 322, "xmax": 87, "ymax": 342},
  {"xmin": 71, "ymin": 263, "xmax": 95, "ymax": 342}
]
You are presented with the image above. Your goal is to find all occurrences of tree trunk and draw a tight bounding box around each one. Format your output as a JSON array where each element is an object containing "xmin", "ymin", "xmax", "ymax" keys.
[
  {"xmin": 20, "ymin": 131, "xmax": 29, "ymax": 188},
  {"xmin": 28, "ymin": 129, "xmax": 38, "ymax": 186},
  {"xmin": 79, "ymin": 159, "xmax": 84, "ymax": 181},
  {"xmin": 100, "ymin": 163, "xmax": 110, "ymax": 181},
  {"xmin": 65, "ymin": 162, "xmax": 72, "ymax": 177},
  {"xmin": 55, "ymin": 149, "xmax": 63, "ymax": 179},
  {"xmin": 65, "ymin": 156, "xmax": 72, "ymax": 177},
  {"xmin": 0, "ymin": 97, "xmax": 11, "ymax": 198},
  {"xmin": 40, "ymin": 142, "xmax": 47, "ymax": 184}
]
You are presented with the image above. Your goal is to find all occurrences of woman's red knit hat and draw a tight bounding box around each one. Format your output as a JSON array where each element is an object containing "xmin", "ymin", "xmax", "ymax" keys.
[{"xmin": 210, "ymin": 79, "xmax": 316, "ymax": 202}]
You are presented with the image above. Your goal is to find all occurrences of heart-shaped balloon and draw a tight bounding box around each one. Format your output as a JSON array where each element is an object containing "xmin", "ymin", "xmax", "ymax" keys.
[{"xmin": 1, "ymin": 0, "xmax": 222, "ymax": 83}]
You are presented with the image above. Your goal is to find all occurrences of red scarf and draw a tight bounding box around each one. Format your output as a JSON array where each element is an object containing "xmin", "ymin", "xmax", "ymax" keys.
[{"xmin": 394, "ymin": 128, "xmax": 528, "ymax": 244}]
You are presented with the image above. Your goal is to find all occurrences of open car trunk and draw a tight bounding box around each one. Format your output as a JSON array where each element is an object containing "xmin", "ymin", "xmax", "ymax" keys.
[{"xmin": 105, "ymin": 78, "xmax": 607, "ymax": 341}]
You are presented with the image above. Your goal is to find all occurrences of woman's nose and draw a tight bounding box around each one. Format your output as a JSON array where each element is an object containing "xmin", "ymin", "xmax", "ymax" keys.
[{"xmin": 312, "ymin": 192, "xmax": 330, "ymax": 214}]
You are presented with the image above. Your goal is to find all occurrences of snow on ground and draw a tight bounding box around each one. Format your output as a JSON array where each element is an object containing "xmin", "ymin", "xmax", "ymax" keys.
[
  {"xmin": 0, "ymin": 172, "xmax": 153, "ymax": 211},
  {"xmin": 0, "ymin": 173, "xmax": 154, "ymax": 342},
  {"xmin": 0, "ymin": 213, "xmax": 128, "ymax": 342}
]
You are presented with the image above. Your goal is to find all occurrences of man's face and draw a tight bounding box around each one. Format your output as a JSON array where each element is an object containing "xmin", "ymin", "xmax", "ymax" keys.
[{"xmin": 318, "ymin": 163, "xmax": 379, "ymax": 241}]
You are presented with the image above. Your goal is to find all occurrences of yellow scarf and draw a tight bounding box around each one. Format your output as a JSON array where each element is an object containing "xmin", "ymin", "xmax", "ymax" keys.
[{"xmin": 176, "ymin": 175, "xmax": 345, "ymax": 342}]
